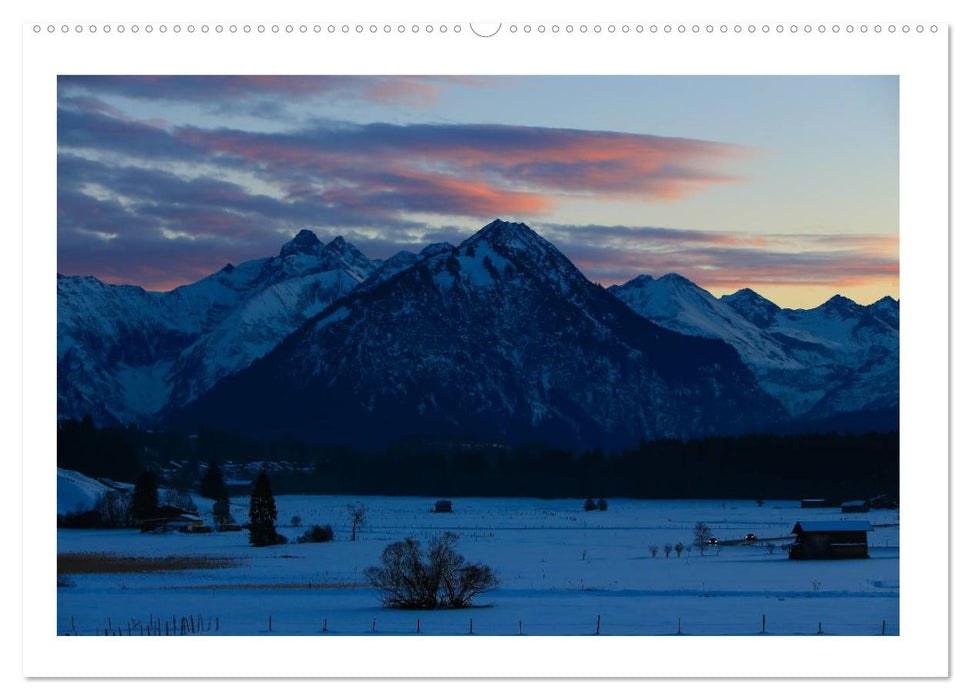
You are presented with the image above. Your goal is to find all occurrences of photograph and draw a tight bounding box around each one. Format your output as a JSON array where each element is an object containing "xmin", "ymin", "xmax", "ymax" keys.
[{"xmin": 55, "ymin": 74, "xmax": 900, "ymax": 637}]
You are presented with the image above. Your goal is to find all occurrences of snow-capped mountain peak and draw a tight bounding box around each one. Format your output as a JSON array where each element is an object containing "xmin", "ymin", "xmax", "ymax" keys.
[
  {"xmin": 280, "ymin": 229, "xmax": 325, "ymax": 257},
  {"xmin": 819, "ymin": 294, "xmax": 862, "ymax": 315},
  {"xmin": 459, "ymin": 219, "xmax": 589, "ymax": 295},
  {"xmin": 465, "ymin": 219, "xmax": 558, "ymax": 259},
  {"xmin": 720, "ymin": 288, "xmax": 781, "ymax": 328},
  {"xmin": 610, "ymin": 273, "xmax": 796, "ymax": 372}
]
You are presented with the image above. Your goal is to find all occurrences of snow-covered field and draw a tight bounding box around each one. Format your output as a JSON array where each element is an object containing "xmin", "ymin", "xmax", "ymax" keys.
[{"xmin": 57, "ymin": 496, "xmax": 899, "ymax": 636}]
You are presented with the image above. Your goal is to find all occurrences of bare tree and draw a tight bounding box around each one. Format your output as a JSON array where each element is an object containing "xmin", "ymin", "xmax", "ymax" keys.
[
  {"xmin": 693, "ymin": 522, "xmax": 713, "ymax": 556},
  {"xmin": 649, "ymin": 545, "xmax": 659, "ymax": 559},
  {"xmin": 96, "ymin": 491, "xmax": 133, "ymax": 527},
  {"xmin": 348, "ymin": 503, "xmax": 368, "ymax": 542},
  {"xmin": 664, "ymin": 543, "xmax": 673, "ymax": 559},
  {"xmin": 674, "ymin": 542, "xmax": 684, "ymax": 558}
]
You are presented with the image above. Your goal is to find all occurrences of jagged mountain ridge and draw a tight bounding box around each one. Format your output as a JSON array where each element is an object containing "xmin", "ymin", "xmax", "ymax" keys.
[
  {"xmin": 60, "ymin": 219, "xmax": 898, "ymax": 442},
  {"xmin": 610, "ymin": 274, "xmax": 898, "ymax": 421},
  {"xmin": 58, "ymin": 231, "xmax": 379, "ymax": 424},
  {"xmin": 168, "ymin": 220, "xmax": 787, "ymax": 448}
]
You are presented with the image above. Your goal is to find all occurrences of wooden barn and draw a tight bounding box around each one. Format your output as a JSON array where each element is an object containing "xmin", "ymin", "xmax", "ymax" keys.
[{"xmin": 788, "ymin": 521, "xmax": 873, "ymax": 560}]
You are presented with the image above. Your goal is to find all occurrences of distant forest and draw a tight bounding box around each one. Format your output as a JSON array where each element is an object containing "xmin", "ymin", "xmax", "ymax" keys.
[{"xmin": 57, "ymin": 417, "xmax": 898, "ymax": 501}]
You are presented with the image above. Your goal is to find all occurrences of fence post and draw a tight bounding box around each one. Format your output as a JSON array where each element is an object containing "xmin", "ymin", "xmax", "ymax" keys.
[
  {"xmin": 677, "ymin": 617, "xmax": 682, "ymax": 635},
  {"xmin": 268, "ymin": 616, "xmax": 272, "ymax": 632},
  {"xmin": 372, "ymin": 618, "xmax": 376, "ymax": 633},
  {"xmin": 761, "ymin": 614, "xmax": 766, "ymax": 634},
  {"xmin": 882, "ymin": 619, "xmax": 886, "ymax": 635},
  {"xmin": 469, "ymin": 618, "xmax": 473, "ymax": 635},
  {"xmin": 323, "ymin": 618, "xmax": 328, "ymax": 632},
  {"xmin": 596, "ymin": 615, "xmax": 601, "ymax": 635},
  {"xmin": 518, "ymin": 620, "xmax": 523, "ymax": 635},
  {"xmin": 416, "ymin": 618, "xmax": 421, "ymax": 634},
  {"xmin": 817, "ymin": 622, "xmax": 823, "ymax": 635}
]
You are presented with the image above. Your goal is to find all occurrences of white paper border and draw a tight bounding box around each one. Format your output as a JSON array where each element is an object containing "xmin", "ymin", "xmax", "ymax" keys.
[{"xmin": 21, "ymin": 21, "xmax": 948, "ymax": 678}]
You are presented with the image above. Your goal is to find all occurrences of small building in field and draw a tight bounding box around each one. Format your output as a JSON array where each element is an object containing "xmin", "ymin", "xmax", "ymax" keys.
[
  {"xmin": 841, "ymin": 499, "xmax": 870, "ymax": 513},
  {"xmin": 432, "ymin": 500, "xmax": 453, "ymax": 513},
  {"xmin": 789, "ymin": 521, "xmax": 873, "ymax": 560},
  {"xmin": 801, "ymin": 498, "xmax": 837, "ymax": 509},
  {"xmin": 138, "ymin": 505, "xmax": 206, "ymax": 533}
]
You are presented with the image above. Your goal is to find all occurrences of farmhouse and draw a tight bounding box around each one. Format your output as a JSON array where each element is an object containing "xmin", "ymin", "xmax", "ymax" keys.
[
  {"xmin": 433, "ymin": 500, "xmax": 453, "ymax": 513},
  {"xmin": 138, "ymin": 505, "xmax": 206, "ymax": 533},
  {"xmin": 789, "ymin": 521, "xmax": 873, "ymax": 560}
]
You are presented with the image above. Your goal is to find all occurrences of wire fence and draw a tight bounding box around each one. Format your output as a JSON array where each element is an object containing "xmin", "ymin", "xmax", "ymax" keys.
[{"xmin": 60, "ymin": 612, "xmax": 899, "ymax": 637}]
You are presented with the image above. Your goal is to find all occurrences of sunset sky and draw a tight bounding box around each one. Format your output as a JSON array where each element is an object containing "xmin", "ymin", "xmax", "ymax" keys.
[{"xmin": 57, "ymin": 75, "xmax": 898, "ymax": 308}]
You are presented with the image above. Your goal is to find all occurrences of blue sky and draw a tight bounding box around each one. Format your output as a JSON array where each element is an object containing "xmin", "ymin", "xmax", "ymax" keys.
[{"xmin": 57, "ymin": 75, "xmax": 898, "ymax": 307}]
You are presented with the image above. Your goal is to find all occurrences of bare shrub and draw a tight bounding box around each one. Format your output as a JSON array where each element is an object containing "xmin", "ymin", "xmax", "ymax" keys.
[
  {"xmin": 296, "ymin": 524, "xmax": 334, "ymax": 543},
  {"xmin": 364, "ymin": 532, "xmax": 498, "ymax": 609},
  {"xmin": 213, "ymin": 499, "xmax": 234, "ymax": 527},
  {"xmin": 649, "ymin": 545, "xmax": 659, "ymax": 558}
]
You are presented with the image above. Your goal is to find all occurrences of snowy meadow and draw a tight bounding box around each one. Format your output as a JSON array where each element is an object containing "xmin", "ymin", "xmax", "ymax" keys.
[{"xmin": 57, "ymin": 495, "xmax": 899, "ymax": 636}]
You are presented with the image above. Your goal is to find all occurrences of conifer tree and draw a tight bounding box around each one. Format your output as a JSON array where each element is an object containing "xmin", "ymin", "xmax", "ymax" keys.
[
  {"xmin": 199, "ymin": 462, "xmax": 228, "ymax": 501},
  {"xmin": 248, "ymin": 470, "xmax": 280, "ymax": 546}
]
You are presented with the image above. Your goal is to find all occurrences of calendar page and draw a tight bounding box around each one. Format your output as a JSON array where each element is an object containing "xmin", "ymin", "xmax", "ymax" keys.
[{"xmin": 20, "ymin": 3, "xmax": 949, "ymax": 680}]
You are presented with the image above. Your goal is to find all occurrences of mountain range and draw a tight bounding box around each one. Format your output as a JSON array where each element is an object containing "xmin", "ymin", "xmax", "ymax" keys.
[
  {"xmin": 610, "ymin": 274, "xmax": 899, "ymax": 423},
  {"xmin": 58, "ymin": 231, "xmax": 378, "ymax": 425},
  {"xmin": 58, "ymin": 220, "xmax": 898, "ymax": 448}
]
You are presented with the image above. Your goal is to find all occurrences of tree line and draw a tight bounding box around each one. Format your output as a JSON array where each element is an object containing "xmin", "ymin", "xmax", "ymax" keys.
[{"xmin": 56, "ymin": 418, "xmax": 898, "ymax": 500}]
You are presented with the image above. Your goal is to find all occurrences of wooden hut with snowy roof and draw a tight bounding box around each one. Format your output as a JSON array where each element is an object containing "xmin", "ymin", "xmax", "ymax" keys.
[{"xmin": 788, "ymin": 521, "xmax": 873, "ymax": 560}]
